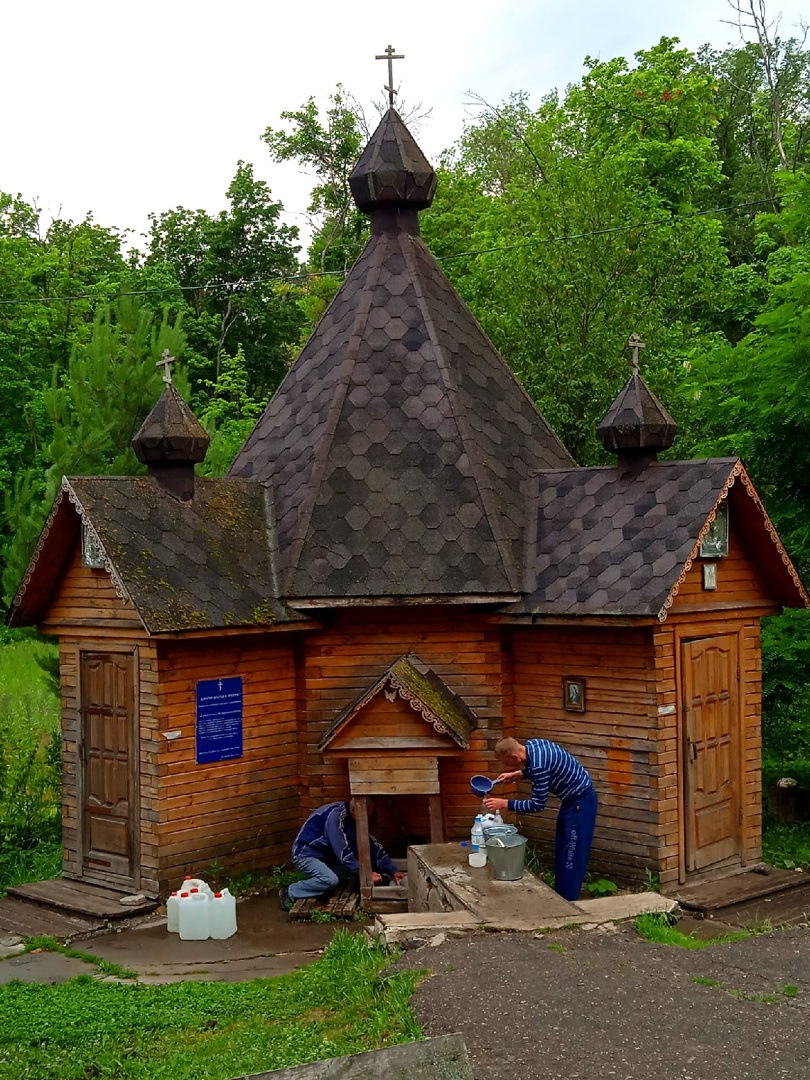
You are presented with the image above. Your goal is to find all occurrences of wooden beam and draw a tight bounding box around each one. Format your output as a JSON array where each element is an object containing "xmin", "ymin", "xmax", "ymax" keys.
[
  {"xmin": 353, "ymin": 796, "xmax": 374, "ymax": 904},
  {"xmin": 428, "ymin": 794, "xmax": 445, "ymax": 844}
]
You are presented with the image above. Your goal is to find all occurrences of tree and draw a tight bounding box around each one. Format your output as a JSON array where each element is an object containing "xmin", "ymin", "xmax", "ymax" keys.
[
  {"xmin": 421, "ymin": 39, "xmax": 731, "ymax": 463},
  {"xmin": 2, "ymin": 297, "xmax": 188, "ymax": 603},
  {"xmin": 0, "ymin": 197, "xmax": 129, "ymax": 562},
  {"xmin": 263, "ymin": 86, "xmax": 371, "ymax": 276},
  {"xmin": 145, "ymin": 162, "xmax": 305, "ymax": 398}
]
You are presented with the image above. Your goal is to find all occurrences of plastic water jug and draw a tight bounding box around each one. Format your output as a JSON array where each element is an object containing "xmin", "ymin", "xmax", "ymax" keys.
[
  {"xmin": 179, "ymin": 876, "xmax": 213, "ymax": 897},
  {"xmin": 178, "ymin": 890, "xmax": 210, "ymax": 940},
  {"xmin": 209, "ymin": 889, "xmax": 237, "ymax": 939},
  {"xmin": 166, "ymin": 891, "xmax": 180, "ymax": 933}
]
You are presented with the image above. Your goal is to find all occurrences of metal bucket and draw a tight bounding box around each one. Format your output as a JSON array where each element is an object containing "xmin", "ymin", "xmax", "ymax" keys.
[
  {"xmin": 485, "ymin": 833, "xmax": 528, "ymax": 880},
  {"xmin": 482, "ymin": 823, "xmax": 518, "ymax": 840}
]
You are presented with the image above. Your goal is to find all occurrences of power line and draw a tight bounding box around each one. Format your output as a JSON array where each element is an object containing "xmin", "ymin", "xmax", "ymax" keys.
[{"xmin": 0, "ymin": 197, "xmax": 776, "ymax": 308}]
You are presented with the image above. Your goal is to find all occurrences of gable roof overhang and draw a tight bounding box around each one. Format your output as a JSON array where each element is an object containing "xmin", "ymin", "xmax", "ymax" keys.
[
  {"xmin": 510, "ymin": 458, "xmax": 808, "ymax": 622},
  {"xmin": 7, "ymin": 481, "xmax": 110, "ymax": 629},
  {"xmin": 8, "ymin": 475, "xmax": 312, "ymax": 635},
  {"xmin": 319, "ymin": 653, "xmax": 478, "ymax": 752}
]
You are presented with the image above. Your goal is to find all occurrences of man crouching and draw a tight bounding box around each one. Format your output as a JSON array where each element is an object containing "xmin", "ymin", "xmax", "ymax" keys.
[{"xmin": 280, "ymin": 797, "xmax": 404, "ymax": 911}]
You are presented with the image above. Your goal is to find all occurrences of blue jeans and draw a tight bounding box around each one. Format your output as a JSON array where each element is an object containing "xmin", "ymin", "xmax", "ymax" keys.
[
  {"xmin": 554, "ymin": 785, "xmax": 598, "ymax": 901},
  {"xmin": 288, "ymin": 854, "xmax": 342, "ymax": 900}
]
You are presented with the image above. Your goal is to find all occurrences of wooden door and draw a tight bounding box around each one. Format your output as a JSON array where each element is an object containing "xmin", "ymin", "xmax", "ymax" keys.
[
  {"xmin": 80, "ymin": 651, "xmax": 137, "ymax": 884},
  {"xmin": 682, "ymin": 635, "xmax": 740, "ymax": 871}
]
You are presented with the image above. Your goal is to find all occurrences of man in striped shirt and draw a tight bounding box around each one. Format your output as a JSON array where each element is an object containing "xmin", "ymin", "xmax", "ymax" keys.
[{"xmin": 484, "ymin": 737, "xmax": 598, "ymax": 900}]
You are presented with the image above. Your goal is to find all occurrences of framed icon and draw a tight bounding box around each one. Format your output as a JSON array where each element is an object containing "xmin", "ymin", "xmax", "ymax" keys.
[{"xmin": 562, "ymin": 676, "xmax": 586, "ymax": 712}]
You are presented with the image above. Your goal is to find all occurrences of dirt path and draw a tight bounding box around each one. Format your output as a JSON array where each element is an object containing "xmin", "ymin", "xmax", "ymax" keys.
[{"xmin": 396, "ymin": 923, "xmax": 810, "ymax": 1079}]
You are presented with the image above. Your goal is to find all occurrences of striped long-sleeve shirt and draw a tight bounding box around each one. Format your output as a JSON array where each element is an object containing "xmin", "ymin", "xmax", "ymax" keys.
[{"xmin": 508, "ymin": 740, "xmax": 593, "ymax": 814}]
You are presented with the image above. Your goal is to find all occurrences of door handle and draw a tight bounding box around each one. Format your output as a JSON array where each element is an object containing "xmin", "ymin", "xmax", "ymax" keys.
[{"xmin": 689, "ymin": 741, "xmax": 698, "ymax": 762}]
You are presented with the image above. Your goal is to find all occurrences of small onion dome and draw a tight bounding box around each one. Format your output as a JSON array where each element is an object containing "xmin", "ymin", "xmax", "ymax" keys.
[
  {"xmin": 349, "ymin": 107, "xmax": 437, "ymax": 214},
  {"xmin": 132, "ymin": 384, "xmax": 210, "ymax": 466},
  {"xmin": 597, "ymin": 371, "xmax": 677, "ymax": 464}
]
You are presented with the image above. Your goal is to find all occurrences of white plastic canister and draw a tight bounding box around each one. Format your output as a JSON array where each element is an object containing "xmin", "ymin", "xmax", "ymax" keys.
[
  {"xmin": 166, "ymin": 891, "xmax": 180, "ymax": 933},
  {"xmin": 180, "ymin": 877, "xmax": 213, "ymax": 897},
  {"xmin": 178, "ymin": 890, "xmax": 210, "ymax": 940},
  {"xmin": 209, "ymin": 889, "xmax": 237, "ymax": 939}
]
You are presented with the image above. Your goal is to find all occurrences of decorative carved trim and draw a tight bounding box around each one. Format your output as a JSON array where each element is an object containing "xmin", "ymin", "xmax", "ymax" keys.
[
  {"xmin": 657, "ymin": 460, "xmax": 809, "ymax": 622},
  {"xmin": 61, "ymin": 478, "xmax": 131, "ymax": 604},
  {"xmin": 658, "ymin": 464, "xmax": 741, "ymax": 623},
  {"xmin": 736, "ymin": 466, "xmax": 809, "ymax": 605},
  {"xmin": 390, "ymin": 677, "xmax": 448, "ymax": 734},
  {"xmin": 11, "ymin": 488, "xmax": 67, "ymax": 613}
]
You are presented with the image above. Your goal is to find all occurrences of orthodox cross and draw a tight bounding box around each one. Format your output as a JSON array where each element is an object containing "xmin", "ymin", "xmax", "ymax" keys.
[
  {"xmin": 156, "ymin": 349, "xmax": 175, "ymax": 386},
  {"xmin": 626, "ymin": 333, "xmax": 646, "ymax": 374},
  {"xmin": 376, "ymin": 44, "xmax": 404, "ymax": 106}
]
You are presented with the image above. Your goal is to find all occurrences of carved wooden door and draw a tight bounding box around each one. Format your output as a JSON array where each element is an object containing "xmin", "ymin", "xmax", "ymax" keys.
[
  {"xmin": 682, "ymin": 635, "xmax": 740, "ymax": 871},
  {"xmin": 80, "ymin": 651, "xmax": 137, "ymax": 884}
]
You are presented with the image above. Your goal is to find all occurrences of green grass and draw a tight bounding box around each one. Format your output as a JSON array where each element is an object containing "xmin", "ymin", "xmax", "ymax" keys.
[
  {"xmin": 22, "ymin": 937, "xmax": 138, "ymax": 980},
  {"xmin": 762, "ymin": 816, "xmax": 810, "ymax": 870},
  {"xmin": 0, "ymin": 638, "xmax": 62, "ymax": 895},
  {"xmin": 635, "ymin": 913, "xmax": 749, "ymax": 949},
  {"xmin": 0, "ymin": 930, "xmax": 423, "ymax": 1080}
]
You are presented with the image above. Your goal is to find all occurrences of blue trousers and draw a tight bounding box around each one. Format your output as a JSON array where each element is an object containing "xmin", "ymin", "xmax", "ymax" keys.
[
  {"xmin": 554, "ymin": 785, "xmax": 598, "ymax": 901},
  {"xmin": 288, "ymin": 854, "xmax": 343, "ymax": 900}
]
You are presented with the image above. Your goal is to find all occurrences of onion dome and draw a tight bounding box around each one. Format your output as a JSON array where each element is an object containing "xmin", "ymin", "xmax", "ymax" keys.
[
  {"xmin": 132, "ymin": 369, "xmax": 209, "ymax": 501},
  {"xmin": 349, "ymin": 107, "xmax": 437, "ymax": 213},
  {"xmin": 132, "ymin": 383, "xmax": 209, "ymax": 466},
  {"xmin": 598, "ymin": 337, "xmax": 677, "ymax": 471}
]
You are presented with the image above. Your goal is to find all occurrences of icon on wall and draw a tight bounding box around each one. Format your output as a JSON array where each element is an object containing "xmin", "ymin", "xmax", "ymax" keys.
[{"xmin": 562, "ymin": 676, "xmax": 586, "ymax": 712}]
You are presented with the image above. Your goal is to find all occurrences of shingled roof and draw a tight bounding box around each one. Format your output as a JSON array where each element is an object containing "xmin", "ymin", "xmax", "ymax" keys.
[
  {"xmin": 511, "ymin": 458, "xmax": 808, "ymax": 620},
  {"xmin": 229, "ymin": 107, "xmax": 574, "ymax": 601},
  {"xmin": 9, "ymin": 475, "xmax": 300, "ymax": 633},
  {"xmin": 319, "ymin": 653, "xmax": 477, "ymax": 751}
]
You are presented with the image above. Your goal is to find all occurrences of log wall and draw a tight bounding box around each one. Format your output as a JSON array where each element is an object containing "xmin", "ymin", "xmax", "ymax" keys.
[
  {"xmin": 40, "ymin": 544, "xmax": 156, "ymax": 892},
  {"xmin": 155, "ymin": 635, "xmax": 300, "ymax": 893},
  {"xmin": 300, "ymin": 608, "xmax": 504, "ymax": 845},
  {"xmin": 507, "ymin": 625, "xmax": 660, "ymax": 884}
]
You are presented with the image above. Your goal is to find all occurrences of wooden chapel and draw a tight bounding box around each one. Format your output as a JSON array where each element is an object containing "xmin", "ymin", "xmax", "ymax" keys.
[{"xmin": 9, "ymin": 103, "xmax": 808, "ymax": 903}]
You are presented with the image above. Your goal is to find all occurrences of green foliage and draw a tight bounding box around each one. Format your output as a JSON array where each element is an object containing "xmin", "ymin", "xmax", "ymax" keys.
[
  {"xmin": 146, "ymin": 162, "xmax": 304, "ymax": 397},
  {"xmin": 761, "ymin": 816, "xmax": 810, "ymax": 870},
  {"xmin": 0, "ymin": 640, "xmax": 62, "ymax": 893},
  {"xmin": 635, "ymin": 912, "xmax": 749, "ymax": 948},
  {"xmin": 0, "ymin": 930, "xmax": 422, "ymax": 1080},
  {"xmin": 198, "ymin": 345, "xmax": 264, "ymax": 477},
  {"xmin": 1, "ymin": 295, "xmax": 188, "ymax": 604},
  {"xmin": 422, "ymin": 38, "xmax": 729, "ymax": 464},
  {"xmin": 264, "ymin": 87, "xmax": 368, "ymax": 274},
  {"xmin": 584, "ymin": 877, "xmax": 619, "ymax": 898}
]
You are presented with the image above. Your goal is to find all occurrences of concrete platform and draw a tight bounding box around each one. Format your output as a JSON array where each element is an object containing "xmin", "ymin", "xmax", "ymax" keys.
[{"xmin": 383, "ymin": 843, "xmax": 677, "ymax": 943}]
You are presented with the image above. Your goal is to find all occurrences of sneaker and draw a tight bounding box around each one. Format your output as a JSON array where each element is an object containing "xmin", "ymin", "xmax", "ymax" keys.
[{"xmin": 279, "ymin": 886, "xmax": 293, "ymax": 912}]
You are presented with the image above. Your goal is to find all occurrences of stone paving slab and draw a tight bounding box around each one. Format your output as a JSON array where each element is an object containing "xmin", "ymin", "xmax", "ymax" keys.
[
  {"xmin": 84, "ymin": 895, "xmax": 363, "ymax": 983},
  {"xmin": 0, "ymin": 950, "xmax": 98, "ymax": 985}
]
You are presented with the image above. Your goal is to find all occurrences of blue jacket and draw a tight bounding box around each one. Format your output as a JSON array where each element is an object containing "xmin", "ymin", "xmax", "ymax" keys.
[{"xmin": 292, "ymin": 801, "xmax": 398, "ymax": 877}]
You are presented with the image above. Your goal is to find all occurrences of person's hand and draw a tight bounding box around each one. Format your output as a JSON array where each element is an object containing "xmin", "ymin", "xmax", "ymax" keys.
[
  {"xmin": 372, "ymin": 872, "xmax": 383, "ymax": 884},
  {"xmin": 495, "ymin": 770, "xmax": 522, "ymax": 784},
  {"xmin": 485, "ymin": 797, "xmax": 509, "ymax": 812},
  {"xmin": 394, "ymin": 871, "xmax": 405, "ymax": 884}
]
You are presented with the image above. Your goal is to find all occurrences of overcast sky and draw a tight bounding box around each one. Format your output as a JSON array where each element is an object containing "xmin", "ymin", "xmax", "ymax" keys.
[{"xmin": 2, "ymin": 0, "xmax": 806, "ymax": 254}]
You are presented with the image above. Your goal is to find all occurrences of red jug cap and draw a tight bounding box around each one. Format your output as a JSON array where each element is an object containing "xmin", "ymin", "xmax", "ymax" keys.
[
  {"xmin": 190, "ymin": 887, "xmax": 199, "ymax": 893},
  {"xmin": 214, "ymin": 892, "xmax": 222, "ymax": 898},
  {"xmin": 180, "ymin": 892, "xmax": 189, "ymax": 897}
]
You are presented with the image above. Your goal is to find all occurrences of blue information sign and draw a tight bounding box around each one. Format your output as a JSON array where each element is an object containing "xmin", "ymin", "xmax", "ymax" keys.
[{"xmin": 196, "ymin": 677, "xmax": 243, "ymax": 764}]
